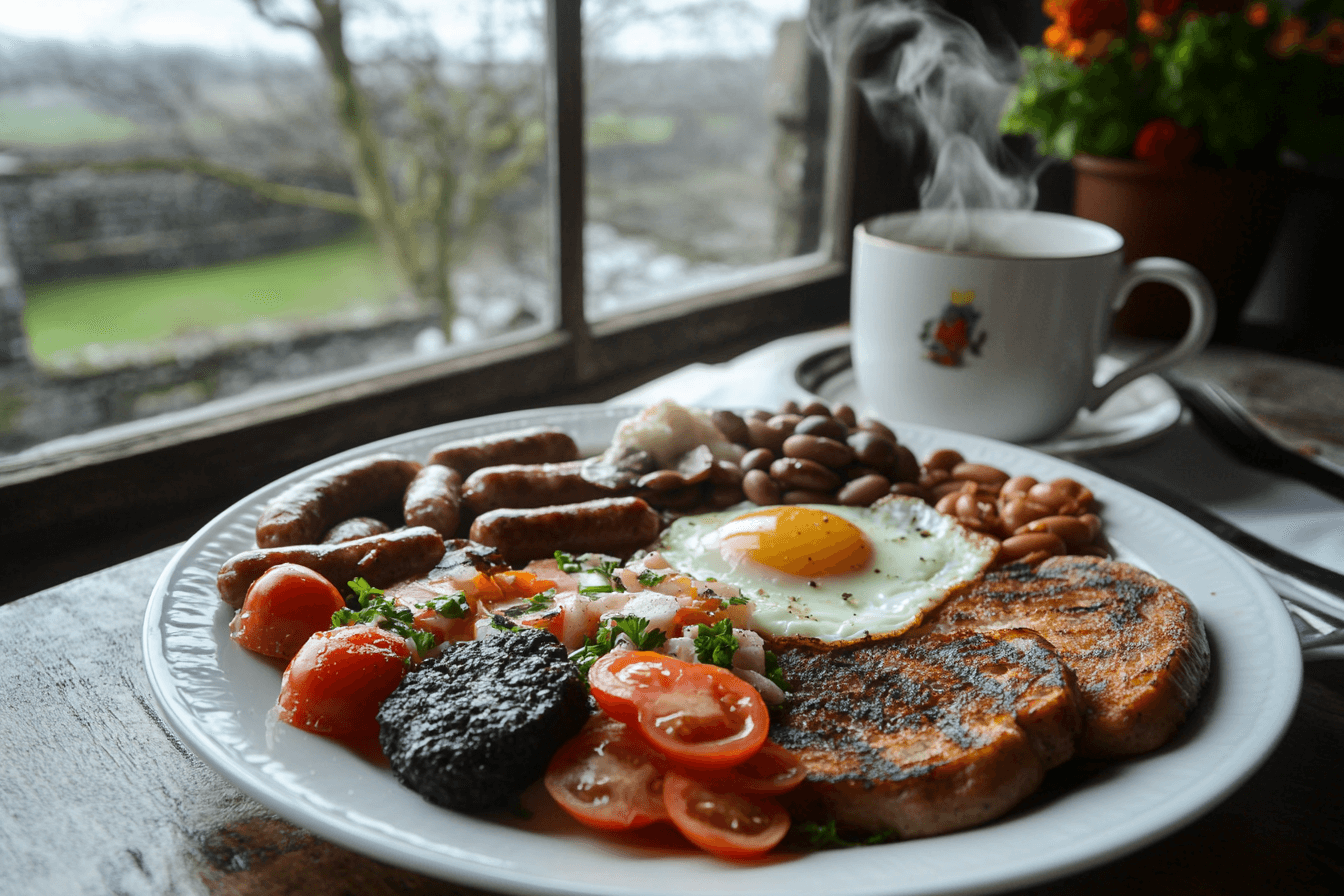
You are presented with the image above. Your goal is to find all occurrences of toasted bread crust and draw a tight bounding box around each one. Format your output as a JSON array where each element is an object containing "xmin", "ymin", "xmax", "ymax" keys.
[
  {"xmin": 772, "ymin": 628, "xmax": 1083, "ymax": 838},
  {"xmin": 919, "ymin": 556, "xmax": 1211, "ymax": 757}
]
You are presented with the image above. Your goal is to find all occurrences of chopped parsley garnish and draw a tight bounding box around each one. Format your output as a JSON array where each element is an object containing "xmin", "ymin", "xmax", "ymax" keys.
[
  {"xmin": 725, "ymin": 595, "xmax": 750, "ymax": 605},
  {"xmin": 425, "ymin": 591, "xmax": 470, "ymax": 618},
  {"xmin": 490, "ymin": 613, "xmax": 525, "ymax": 632},
  {"xmin": 693, "ymin": 618, "xmax": 739, "ymax": 668},
  {"xmin": 332, "ymin": 578, "xmax": 436, "ymax": 657},
  {"xmin": 553, "ymin": 550, "xmax": 583, "ymax": 573},
  {"xmin": 764, "ymin": 650, "xmax": 790, "ymax": 692},
  {"xmin": 579, "ymin": 558, "xmax": 626, "ymax": 596},
  {"xmin": 503, "ymin": 588, "xmax": 558, "ymax": 617},
  {"xmin": 568, "ymin": 616, "xmax": 667, "ymax": 677},
  {"xmin": 795, "ymin": 820, "xmax": 893, "ymax": 849},
  {"xmin": 637, "ymin": 570, "xmax": 667, "ymax": 587}
]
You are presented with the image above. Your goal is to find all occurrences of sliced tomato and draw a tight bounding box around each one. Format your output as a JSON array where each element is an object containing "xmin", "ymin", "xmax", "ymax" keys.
[
  {"xmin": 229, "ymin": 563, "xmax": 347, "ymax": 660},
  {"xmin": 670, "ymin": 593, "xmax": 731, "ymax": 634},
  {"xmin": 276, "ymin": 624, "xmax": 411, "ymax": 754},
  {"xmin": 697, "ymin": 741, "xmax": 808, "ymax": 795},
  {"xmin": 590, "ymin": 652, "xmax": 769, "ymax": 771},
  {"xmin": 544, "ymin": 714, "xmax": 670, "ymax": 831},
  {"xmin": 492, "ymin": 570, "xmax": 559, "ymax": 600},
  {"xmin": 662, "ymin": 770, "xmax": 790, "ymax": 860},
  {"xmin": 587, "ymin": 650, "xmax": 680, "ymax": 725}
]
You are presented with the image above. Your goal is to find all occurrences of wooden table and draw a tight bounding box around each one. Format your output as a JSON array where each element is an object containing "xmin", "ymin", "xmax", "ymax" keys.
[{"xmin": 4, "ymin": 344, "xmax": 1343, "ymax": 896}]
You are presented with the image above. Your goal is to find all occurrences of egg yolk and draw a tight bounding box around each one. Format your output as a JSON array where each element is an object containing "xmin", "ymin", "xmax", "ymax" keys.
[{"xmin": 716, "ymin": 506, "xmax": 873, "ymax": 579}]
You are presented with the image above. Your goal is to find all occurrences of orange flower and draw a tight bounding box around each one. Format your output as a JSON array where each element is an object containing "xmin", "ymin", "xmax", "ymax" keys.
[
  {"xmin": 1245, "ymin": 2, "xmax": 1269, "ymax": 28},
  {"xmin": 1067, "ymin": 0, "xmax": 1128, "ymax": 40},
  {"xmin": 1133, "ymin": 118, "xmax": 1201, "ymax": 164},
  {"xmin": 1270, "ymin": 16, "xmax": 1308, "ymax": 57},
  {"xmin": 1137, "ymin": 10, "xmax": 1166, "ymax": 37},
  {"xmin": 1045, "ymin": 23, "xmax": 1072, "ymax": 49},
  {"xmin": 1043, "ymin": 0, "xmax": 1071, "ymax": 20},
  {"xmin": 1320, "ymin": 19, "xmax": 1344, "ymax": 65}
]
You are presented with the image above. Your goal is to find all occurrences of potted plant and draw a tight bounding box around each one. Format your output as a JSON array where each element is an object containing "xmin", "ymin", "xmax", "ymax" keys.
[{"xmin": 1001, "ymin": 0, "xmax": 1344, "ymax": 341}]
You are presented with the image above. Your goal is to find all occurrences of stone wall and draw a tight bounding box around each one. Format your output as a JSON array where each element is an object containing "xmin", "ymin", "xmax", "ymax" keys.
[{"xmin": 0, "ymin": 168, "xmax": 358, "ymax": 283}]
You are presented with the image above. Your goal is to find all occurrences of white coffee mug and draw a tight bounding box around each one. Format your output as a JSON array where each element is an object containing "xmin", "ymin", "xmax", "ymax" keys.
[{"xmin": 850, "ymin": 209, "xmax": 1216, "ymax": 443}]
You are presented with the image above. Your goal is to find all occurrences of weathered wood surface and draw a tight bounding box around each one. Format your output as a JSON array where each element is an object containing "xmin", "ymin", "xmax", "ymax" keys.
[{"xmin": 1, "ymin": 547, "xmax": 1341, "ymax": 896}]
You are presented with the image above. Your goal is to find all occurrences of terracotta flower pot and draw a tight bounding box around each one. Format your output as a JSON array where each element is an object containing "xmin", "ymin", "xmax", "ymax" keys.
[{"xmin": 1071, "ymin": 154, "xmax": 1292, "ymax": 343}]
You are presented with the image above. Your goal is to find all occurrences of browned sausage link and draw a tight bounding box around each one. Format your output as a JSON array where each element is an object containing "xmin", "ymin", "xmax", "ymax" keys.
[
  {"xmin": 321, "ymin": 516, "xmax": 391, "ymax": 544},
  {"xmin": 461, "ymin": 460, "xmax": 624, "ymax": 516},
  {"xmin": 468, "ymin": 497, "xmax": 661, "ymax": 567},
  {"xmin": 426, "ymin": 427, "xmax": 579, "ymax": 478},
  {"xmin": 402, "ymin": 464, "xmax": 463, "ymax": 538},
  {"xmin": 255, "ymin": 454, "xmax": 422, "ymax": 549},
  {"xmin": 217, "ymin": 526, "xmax": 445, "ymax": 608}
]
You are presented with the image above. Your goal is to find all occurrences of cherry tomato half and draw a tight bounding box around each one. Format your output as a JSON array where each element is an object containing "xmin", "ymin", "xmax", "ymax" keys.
[
  {"xmin": 696, "ymin": 741, "xmax": 808, "ymax": 795},
  {"xmin": 230, "ymin": 563, "xmax": 346, "ymax": 660},
  {"xmin": 543, "ymin": 714, "xmax": 670, "ymax": 831},
  {"xmin": 276, "ymin": 624, "xmax": 411, "ymax": 752},
  {"xmin": 589, "ymin": 652, "xmax": 769, "ymax": 771},
  {"xmin": 662, "ymin": 770, "xmax": 791, "ymax": 860}
]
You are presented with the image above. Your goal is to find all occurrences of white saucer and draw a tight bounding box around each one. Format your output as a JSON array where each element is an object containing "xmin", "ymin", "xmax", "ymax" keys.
[{"xmin": 796, "ymin": 345, "xmax": 1182, "ymax": 457}]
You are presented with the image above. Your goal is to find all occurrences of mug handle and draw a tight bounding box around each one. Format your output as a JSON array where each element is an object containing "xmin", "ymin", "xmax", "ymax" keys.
[{"xmin": 1084, "ymin": 257, "xmax": 1217, "ymax": 411}]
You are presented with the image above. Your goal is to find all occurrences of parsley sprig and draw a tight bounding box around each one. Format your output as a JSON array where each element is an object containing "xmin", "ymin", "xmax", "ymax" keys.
[
  {"xmin": 568, "ymin": 616, "xmax": 667, "ymax": 677},
  {"xmin": 332, "ymin": 577, "xmax": 436, "ymax": 658},
  {"xmin": 503, "ymin": 588, "xmax": 558, "ymax": 617},
  {"xmin": 693, "ymin": 618, "xmax": 739, "ymax": 668},
  {"xmin": 795, "ymin": 820, "xmax": 893, "ymax": 849}
]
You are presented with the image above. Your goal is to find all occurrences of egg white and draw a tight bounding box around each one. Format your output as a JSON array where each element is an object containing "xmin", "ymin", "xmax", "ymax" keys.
[{"xmin": 653, "ymin": 496, "xmax": 998, "ymax": 646}]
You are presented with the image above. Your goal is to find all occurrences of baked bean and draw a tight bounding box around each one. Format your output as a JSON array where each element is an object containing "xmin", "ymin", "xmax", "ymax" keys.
[
  {"xmin": 998, "ymin": 532, "xmax": 1067, "ymax": 564},
  {"xmin": 848, "ymin": 430, "xmax": 898, "ymax": 476},
  {"xmin": 924, "ymin": 449, "xmax": 964, "ymax": 472},
  {"xmin": 747, "ymin": 418, "xmax": 790, "ymax": 454},
  {"xmin": 638, "ymin": 469, "xmax": 688, "ymax": 491},
  {"xmin": 929, "ymin": 479, "xmax": 980, "ymax": 501},
  {"xmin": 782, "ymin": 488, "xmax": 838, "ymax": 505},
  {"xmin": 744, "ymin": 409, "xmax": 772, "ymax": 423},
  {"xmin": 934, "ymin": 490, "xmax": 962, "ymax": 516},
  {"xmin": 837, "ymin": 474, "xmax": 890, "ymax": 506},
  {"xmin": 770, "ymin": 457, "xmax": 842, "ymax": 493},
  {"xmin": 767, "ymin": 413, "xmax": 803, "ymax": 433},
  {"xmin": 857, "ymin": 417, "xmax": 898, "ymax": 444},
  {"xmin": 950, "ymin": 463, "xmax": 1009, "ymax": 490},
  {"xmin": 740, "ymin": 447, "xmax": 775, "ymax": 473},
  {"xmin": 1079, "ymin": 513, "xmax": 1103, "ymax": 541},
  {"xmin": 1018, "ymin": 515, "xmax": 1093, "ymax": 550},
  {"xmin": 781, "ymin": 399, "xmax": 802, "ymax": 415},
  {"xmin": 784, "ymin": 433, "xmax": 855, "ymax": 469},
  {"xmin": 892, "ymin": 444, "xmax": 921, "ymax": 483},
  {"xmin": 799, "ymin": 400, "xmax": 831, "ymax": 418},
  {"xmin": 1027, "ymin": 482, "xmax": 1071, "ymax": 512},
  {"xmin": 921, "ymin": 467, "xmax": 951, "ymax": 489},
  {"xmin": 742, "ymin": 469, "xmax": 781, "ymax": 505},
  {"xmin": 794, "ymin": 414, "xmax": 849, "ymax": 442},
  {"xmin": 999, "ymin": 495, "xmax": 1053, "ymax": 533},
  {"xmin": 653, "ymin": 485, "xmax": 705, "ymax": 511},
  {"xmin": 709, "ymin": 409, "xmax": 750, "ymax": 446},
  {"xmin": 1000, "ymin": 475, "xmax": 1038, "ymax": 501},
  {"xmin": 708, "ymin": 459, "xmax": 744, "ymax": 487},
  {"xmin": 832, "ymin": 403, "xmax": 858, "ymax": 428}
]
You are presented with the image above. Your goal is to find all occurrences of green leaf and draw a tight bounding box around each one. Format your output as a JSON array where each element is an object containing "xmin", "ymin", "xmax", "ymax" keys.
[
  {"xmin": 795, "ymin": 820, "xmax": 893, "ymax": 850},
  {"xmin": 693, "ymin": 618, "xmax": 739, "ymax": 668}
]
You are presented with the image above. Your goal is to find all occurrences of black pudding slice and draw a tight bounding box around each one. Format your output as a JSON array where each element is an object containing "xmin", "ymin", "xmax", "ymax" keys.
[{"xmin": 377, "ymin": 627, "xmax": 589, "ymax": 812}]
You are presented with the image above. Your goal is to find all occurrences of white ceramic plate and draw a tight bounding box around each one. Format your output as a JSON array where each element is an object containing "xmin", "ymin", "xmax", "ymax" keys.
[
  {"xmin": 796, "ymin": 345, "xmax": 1182, "ymax": 457},
  {"xmin": 143, "ymin": 404, "xmax": 1302, "ymax": 896}
]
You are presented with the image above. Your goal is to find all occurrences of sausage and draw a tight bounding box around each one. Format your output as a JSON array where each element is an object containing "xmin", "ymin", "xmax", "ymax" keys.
[
  {"xmin": 255, "ymin": 453, "xmax": 422, "ymax": 549},
  {"xmin": 461, "ymin": 460, "xmax": 623, "ymax": 516},
  {"xmin": 427, "ymin": 427, "xmax": 579, "ymax": 477},
  {"xmin": 468, "ymin": 497, "xmax": 661, "ymax": 567},
  {"xmin": 321, "ymin": 516, "xmax": 391, "ymax": 544},
  {"xmin": 402, "ymin": 464, "xmax": 463, "ymax": 538},
  {"xmin": 217, "ymin": 526, "xmax": 444, "ymax": 608}
]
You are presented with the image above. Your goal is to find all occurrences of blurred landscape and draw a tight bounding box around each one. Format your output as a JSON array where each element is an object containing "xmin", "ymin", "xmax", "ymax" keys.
[{"xmin": 0, "ymin": 0, "xmax": 827, "ymax": 453}]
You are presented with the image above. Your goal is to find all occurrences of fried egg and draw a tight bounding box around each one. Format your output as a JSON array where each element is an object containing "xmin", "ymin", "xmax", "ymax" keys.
[{"xmin": 652, "ymin": 496, "xmax": 998, "ymax": 646}]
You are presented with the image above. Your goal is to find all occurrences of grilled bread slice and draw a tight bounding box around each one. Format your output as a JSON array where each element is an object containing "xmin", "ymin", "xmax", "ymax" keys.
[
  {"xmin": 772, "ymin": 628, "xmax": 1083, "ymax": 839},
  {"xmin": 918, "ymin": 555, "xmax": 1211, "ymax": 757}
]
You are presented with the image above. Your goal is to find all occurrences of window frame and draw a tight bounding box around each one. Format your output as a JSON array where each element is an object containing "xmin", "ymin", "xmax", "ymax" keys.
[{"xmin": 2, "ymin": 0, "xmax": 875, "ymax": 598}]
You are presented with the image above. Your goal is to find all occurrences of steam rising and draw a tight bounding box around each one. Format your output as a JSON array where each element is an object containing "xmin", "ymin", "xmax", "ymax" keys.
[{"xmin": 811, "ymin": 0, "xmax": 1039, "ymax": 249}]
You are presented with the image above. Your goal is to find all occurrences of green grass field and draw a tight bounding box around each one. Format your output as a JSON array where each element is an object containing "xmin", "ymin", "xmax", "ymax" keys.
[{"xmin": 23, "ymin": 228, "xmax": 406, "ymax": 363}]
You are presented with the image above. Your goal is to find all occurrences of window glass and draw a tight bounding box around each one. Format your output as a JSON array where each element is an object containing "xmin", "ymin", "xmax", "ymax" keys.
[
  {"xmin": 0, "ymin": 0, "xmax": 548, "ymax": 454},
  {"xmin": 581, "ymin": 0, "xmax": 831, "ymax": 318}
]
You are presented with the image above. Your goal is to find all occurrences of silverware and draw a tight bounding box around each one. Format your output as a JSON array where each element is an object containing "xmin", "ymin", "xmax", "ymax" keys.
[
  {"xmin": 1168, "ymin": 379, "xmax": 1344, "ymax": 502},
  {"xmin": 1085, "ymin": 461, "xmax": 1344, "ymax": 652}
]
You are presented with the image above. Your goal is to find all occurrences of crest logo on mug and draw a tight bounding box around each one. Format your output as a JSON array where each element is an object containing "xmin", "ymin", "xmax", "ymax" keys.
[{"xmin": 920, "ymin": 289, "xmax": 985, "ymax": 367}]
